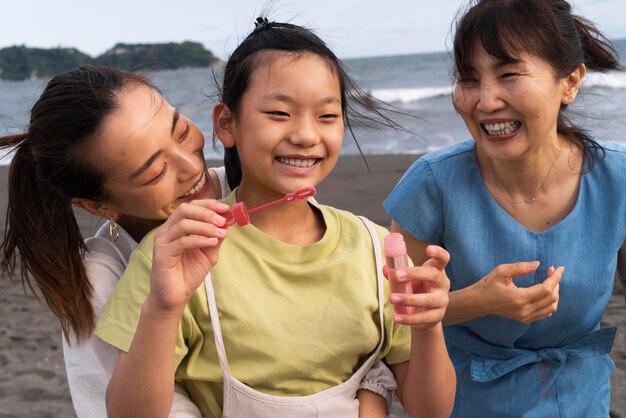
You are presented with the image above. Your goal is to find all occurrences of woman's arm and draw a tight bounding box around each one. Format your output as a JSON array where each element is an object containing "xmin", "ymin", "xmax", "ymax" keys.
[
  {"xmin": 390, "ymin": 222, "xmax": 562, "ymax": 325},
  {"xmin": 105, "ymin": 200, "xmax": 228, "ymax": 418}
]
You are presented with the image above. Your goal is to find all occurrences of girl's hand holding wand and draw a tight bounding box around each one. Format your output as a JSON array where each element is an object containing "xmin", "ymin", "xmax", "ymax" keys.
[
  {"xmin": 387, "ymin": 244, "xmax": 451, "ymax": 329},
  {"xmin": 148, "ymin": 199, "xmax": 230, "ymax": 313}
]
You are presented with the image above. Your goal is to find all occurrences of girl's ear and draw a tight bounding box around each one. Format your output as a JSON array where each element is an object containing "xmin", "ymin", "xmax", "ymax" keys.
[
  {"xmin": 72, "ymin": 198, "xmax": 117, "ymax": 220},
  {"xmin": 562, "ymin": 63, "xmax": 586, "ymax": 105},
  {"xmin": 213, "ymin": 102, "xmax": 236, "ymax": 148}
]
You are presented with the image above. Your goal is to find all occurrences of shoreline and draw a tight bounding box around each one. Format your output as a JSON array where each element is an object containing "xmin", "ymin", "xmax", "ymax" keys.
[{"xmin": 0, "ymin": 154, "xmax": 624, "ymax": 417}]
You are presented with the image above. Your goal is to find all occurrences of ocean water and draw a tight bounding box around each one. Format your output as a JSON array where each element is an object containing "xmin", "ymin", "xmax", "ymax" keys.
[{"xmin": 1, "ymin": 39, "xmax": 625, "ymax": 164}]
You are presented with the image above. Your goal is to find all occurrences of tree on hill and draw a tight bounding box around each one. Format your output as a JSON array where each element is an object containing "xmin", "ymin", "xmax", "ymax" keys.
[
  {"xmin": 94, "ymin": 41, "xmax": 218, "ymax": 71},
  {"xmin": 0, "ymin": 46, "xmax": 92, "ymax": 80},
  {"xmin": 0, "ymin": 41, "xmax": 219, "ymax": 80}
]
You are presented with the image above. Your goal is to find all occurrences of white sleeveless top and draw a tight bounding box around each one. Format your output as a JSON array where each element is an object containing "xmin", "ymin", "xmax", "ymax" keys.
[{"xmin": 203, "ymin": 217, "xmax": 386, "ymax": 417}]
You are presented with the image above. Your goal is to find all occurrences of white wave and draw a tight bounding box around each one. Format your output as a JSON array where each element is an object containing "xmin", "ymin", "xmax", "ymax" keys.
[
  {"xmin": 583, "ymin": 71, "xmax": 626, "ymax": 89},
  {"xmin": 371, "ymin": 86, "xmax": 452, "ymax": 103}
]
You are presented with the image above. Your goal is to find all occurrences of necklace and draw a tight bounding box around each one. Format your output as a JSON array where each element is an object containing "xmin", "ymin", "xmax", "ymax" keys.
[{"xmin": 489, "ymin": 148, "xmax": 562, "ymax": 204}]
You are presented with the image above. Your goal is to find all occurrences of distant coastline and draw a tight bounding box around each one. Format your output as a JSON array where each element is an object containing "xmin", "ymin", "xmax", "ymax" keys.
[{"xmin": 0, "ymin": 41, "xmax": 220, "ymax": 81}]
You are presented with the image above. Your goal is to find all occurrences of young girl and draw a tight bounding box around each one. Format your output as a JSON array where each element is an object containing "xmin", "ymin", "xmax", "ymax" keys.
[{"xmin": 96, "ymin": 19, "xmax": 456, "ymax": 417}]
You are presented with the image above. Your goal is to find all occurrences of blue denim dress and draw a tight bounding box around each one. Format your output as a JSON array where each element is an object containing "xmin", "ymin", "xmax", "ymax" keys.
[{"xmin": 384, "ymin": 139, "xmax": 626, "ymax": 417}]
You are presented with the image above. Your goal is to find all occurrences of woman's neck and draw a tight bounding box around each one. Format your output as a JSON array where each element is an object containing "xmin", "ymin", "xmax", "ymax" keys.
[{"xmin": 478, "ymin": 139, "xmax": 579, "ymax": 202}]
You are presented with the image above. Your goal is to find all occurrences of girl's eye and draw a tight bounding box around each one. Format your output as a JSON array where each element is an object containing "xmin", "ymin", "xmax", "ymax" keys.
[
  {"xmin": 320, "ymin": 114, "xmax": 339, "ymax": 120},
  {"xmin": 147, "ymin": 163, "xmax": 167, "ymax": 184},
  {"xmin": 266, "ymin": 111, "xmax": 290, "ymax": 117}
]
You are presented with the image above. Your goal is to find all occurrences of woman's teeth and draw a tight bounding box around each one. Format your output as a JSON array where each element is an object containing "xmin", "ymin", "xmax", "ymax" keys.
[
  {"xmin": 180, "ymin": 173, "xmax": 206, "ymax": 198},
  {"xmin": 277, "ymin": 157, "xmax": 317, "ymax": 167},
  {"xmin": 483, "ymin": 121, "xmax": 521, "ymax": 136}
]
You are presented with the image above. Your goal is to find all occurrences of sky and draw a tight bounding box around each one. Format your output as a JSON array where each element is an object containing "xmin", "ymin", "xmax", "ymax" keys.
[{"xmin": 1, "ymin": 0, "xmax": 625, "ymax": 59}]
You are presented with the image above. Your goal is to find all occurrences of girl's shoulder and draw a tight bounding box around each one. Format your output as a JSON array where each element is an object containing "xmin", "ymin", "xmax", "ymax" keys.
[{"xmin": 315, "ymin": 204, "xmax": 389, "ymax": 242}]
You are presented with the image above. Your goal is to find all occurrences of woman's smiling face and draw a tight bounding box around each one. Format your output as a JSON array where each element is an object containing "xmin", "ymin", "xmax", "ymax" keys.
[
  {"xmin": 453, "ymin": 43, "xmax": 572, "ymax": 160},
  {"xmin": 93, "ymin": 84, "xmax": 213, "ymax": 221}
]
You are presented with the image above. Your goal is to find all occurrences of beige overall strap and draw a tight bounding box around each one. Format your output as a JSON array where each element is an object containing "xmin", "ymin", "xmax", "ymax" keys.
[
  {"xmin": 204, "ymin": 273, "xmax": 233, "ymax": 408},
  {"xmin": 357, "ymin": 216, "xmax": 386, "ymax": 350}
]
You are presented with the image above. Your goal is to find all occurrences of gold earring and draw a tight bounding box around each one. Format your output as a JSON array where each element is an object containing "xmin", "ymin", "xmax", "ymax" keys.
[{"xmin": 109, "ymin": 219, "xmax": 119, "ymax": 242}]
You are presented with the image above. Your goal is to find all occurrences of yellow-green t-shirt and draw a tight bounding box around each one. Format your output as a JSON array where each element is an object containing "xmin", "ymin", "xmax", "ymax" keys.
[{"xmin": 95, "ymin": 197, "xmax": 410, "ymax": 417}]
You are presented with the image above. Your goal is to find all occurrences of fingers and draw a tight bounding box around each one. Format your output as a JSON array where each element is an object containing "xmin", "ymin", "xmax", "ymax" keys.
[
  {"xmin": 504, "ymin": 266, "xmax": 563, "ymax": 323},
  {"xmin": 422, "ymin": 245, "xmax": 450, "ymax": 270},
  {"xmin": 493, "ymin": 261, "xmax": 541, "ymax": 279},
  {"xmin": 394, "ymin": 265, "xmax": 449, "ymax": 290},
  {"xmin": 522, "ymin": 266, "xmax": 563, "ymax": 304},
  {"xmin": 162, "ymin": 200, "xmax": 229, "ymax": 229},
  {"xmin": 390, "ymin": 291, "xmax": 446, "ymax": 311}
]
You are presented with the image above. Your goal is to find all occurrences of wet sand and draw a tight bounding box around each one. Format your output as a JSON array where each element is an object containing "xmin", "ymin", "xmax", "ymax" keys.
[{"xmin": 0, "ymin": 155, "xmax": 624, "ymax": 417}]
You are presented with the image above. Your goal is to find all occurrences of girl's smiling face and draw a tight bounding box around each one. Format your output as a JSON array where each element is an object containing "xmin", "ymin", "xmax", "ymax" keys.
[{"xmin": 217, "ymin": 51, "xmax": 344, "ymax": 204}]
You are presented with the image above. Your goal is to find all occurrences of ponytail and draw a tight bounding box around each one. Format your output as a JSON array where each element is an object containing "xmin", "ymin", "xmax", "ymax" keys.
[
  {"xmin": 1, "ymin": 138, "xmax": 94, "ymax": 342},
  {"xmin": 0, "ymin": 65, "xmax": 156, "ymax": 343},
  {"xmin": 571, "ymin": 15, "xmax": 621, "ymax": 72}
]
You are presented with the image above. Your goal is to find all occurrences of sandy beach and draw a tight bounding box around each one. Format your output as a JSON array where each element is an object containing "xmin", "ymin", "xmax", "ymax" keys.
[{"xmin": 1, "ymin": 154, "xmax": 624, "ymax": 417}]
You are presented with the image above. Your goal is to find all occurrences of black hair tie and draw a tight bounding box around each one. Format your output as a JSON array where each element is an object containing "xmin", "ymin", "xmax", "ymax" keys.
[{"xmin": 253, "ymin": 17, "xmax": 271, "ymax": 33}]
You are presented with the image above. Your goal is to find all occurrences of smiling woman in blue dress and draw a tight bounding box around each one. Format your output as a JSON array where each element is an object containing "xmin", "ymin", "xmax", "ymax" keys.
[{"xmin": 384, "ymin": 0, "xmax": 625, "ymax": 416}]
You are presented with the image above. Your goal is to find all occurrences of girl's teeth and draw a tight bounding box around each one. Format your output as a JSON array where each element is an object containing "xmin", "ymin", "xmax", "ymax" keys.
[
  {"xmin": 180, "ymin": 173, "xmax": 206, "ymax": 198},
  {"xmin": 483, "ymin": 121, "xmax": 521, "ymax": 136},
  {"xmin": 278, "ymin": 157, "xmax": 317, "ymax": 167}
]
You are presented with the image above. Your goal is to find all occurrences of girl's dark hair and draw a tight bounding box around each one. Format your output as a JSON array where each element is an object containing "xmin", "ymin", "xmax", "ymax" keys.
[
  {"xmin": 215, "ymin": 19, "xmax": 404, "ymax": 189},
  {"xmin": 453, "ymin": 0, "xmax": 621, "ymax": 168},
  {"xmin": 0, "ymin": 65, "xmax": 156, "ymax": 342}
]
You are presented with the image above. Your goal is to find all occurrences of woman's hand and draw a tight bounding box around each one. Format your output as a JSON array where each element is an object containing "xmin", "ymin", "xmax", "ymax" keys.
[
  {"xmin": 471, "ymin": 262, "xmax": 563, "ymax": 323},
  {"xmin": 147, "ymin": 199, "xmax": 230, "ymax": 313},
  {"xmin": 388, "ymin": 245, "xmax": 451, "ymax": 330}
]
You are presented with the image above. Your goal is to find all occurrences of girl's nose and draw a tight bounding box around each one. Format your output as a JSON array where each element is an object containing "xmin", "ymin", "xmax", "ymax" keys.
[{"xmin": 289, "ymin": 117, "xmax": 321, "ymax": 147}]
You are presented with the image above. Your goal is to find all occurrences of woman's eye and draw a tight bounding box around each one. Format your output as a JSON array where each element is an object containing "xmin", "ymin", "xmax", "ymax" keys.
[
  {"xmin": 502, "ymin": 72, "xmax": 518, "ymax": 78},
  {"xmin": 320, "ymin": 114, "xmax": 339, "ymax": 120},
  {"xmin": 148, "ymin": 163, "xmax": 167, "ymax": 184},
  {"xmin": 180, "ymin": 123, "xmax": 190, "ymax": 142}
]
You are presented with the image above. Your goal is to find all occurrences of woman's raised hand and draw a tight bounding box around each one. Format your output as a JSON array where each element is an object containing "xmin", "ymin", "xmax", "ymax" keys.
[
  {"xmin": 148, "ymin": 199, "xmax": 230, "ymax": 312},
  {"xmin": 473, "ymin": 262, "xmax": 563, "ymax": 323},
  {"xmin": 388, "ymin": 245, "xmax": 451, "ymax": 330}
]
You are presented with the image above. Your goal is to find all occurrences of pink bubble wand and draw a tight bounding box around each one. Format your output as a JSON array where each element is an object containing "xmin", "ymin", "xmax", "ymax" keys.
[{"xmin": 223, "ymin": 186, "xmax": 317, "ymax": 228}]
